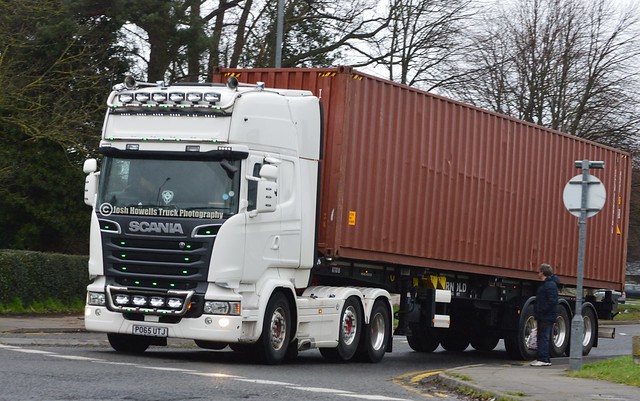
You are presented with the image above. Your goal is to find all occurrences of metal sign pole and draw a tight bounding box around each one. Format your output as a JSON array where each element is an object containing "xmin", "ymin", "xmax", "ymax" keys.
[
  {"xmin": 568, "ymin": 160, "xmax": 589, "ymax": 370},
  {"xmin": 566, "ymin": 160, "xmax": 605, "ymax": 371}
]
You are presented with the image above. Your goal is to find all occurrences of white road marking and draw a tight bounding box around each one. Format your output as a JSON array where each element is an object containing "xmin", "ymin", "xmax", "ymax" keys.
[
  {"xmin": 339, "ymin": 395, "xmax": 414, "ymax": 401},
  {"xmin": 138, "ymin": 366, "xmax": 197, "ymax": 373},
  {"xmin": 236, "ymin": 379, "xmax": 296, "ymax": 386},
  {"xmin": 285, "ymin": 386, "xmax": 352, "ymax": 393},
  {"xmin": 10, "ymin": 348, "xmax": 54, "ymax": 354},
  {"xmin": 50, "ymin": 354, "xmax": 101, "ymax": 361}
]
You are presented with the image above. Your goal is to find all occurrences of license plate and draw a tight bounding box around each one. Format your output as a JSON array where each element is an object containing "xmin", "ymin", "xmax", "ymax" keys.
[{"xmin": 132, "ymin": 325, "xmax": 168, "ymax": 337}]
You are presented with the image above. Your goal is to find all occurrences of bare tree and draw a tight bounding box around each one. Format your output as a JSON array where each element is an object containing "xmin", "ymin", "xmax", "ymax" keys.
[
  {"xmin": 351, "ymin": 0, "xmax": 473, "ymax": 91},
  {"xmin": 229, "ymin": 0, "xmax": 390, "ymax": 68},
  {"xmin": 454, "ymin": 0, "xmax": 640, "ymax": 151}
]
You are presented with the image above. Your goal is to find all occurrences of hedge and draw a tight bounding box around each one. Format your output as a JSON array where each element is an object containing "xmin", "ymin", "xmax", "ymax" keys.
[{"xmin": 0, "ymin": 249, "xmax": 88, "ymax": 308}]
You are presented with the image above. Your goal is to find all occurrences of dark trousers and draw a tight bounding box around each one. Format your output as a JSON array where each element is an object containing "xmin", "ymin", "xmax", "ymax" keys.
[{"xmin": 536, "ymin": 320, "xmax": 553, "ymax": 362}]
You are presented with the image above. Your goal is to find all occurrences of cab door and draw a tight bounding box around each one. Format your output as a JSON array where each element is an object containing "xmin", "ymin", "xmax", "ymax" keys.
[{"xmin": 243, "ymin": 155, "xmax": 281, "ymax": 281}]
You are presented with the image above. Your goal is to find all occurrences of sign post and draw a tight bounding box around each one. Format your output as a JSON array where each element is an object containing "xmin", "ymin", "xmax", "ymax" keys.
[{"xmin": 562, "ymin": 160, "xmax": 605, "ymax": 371}]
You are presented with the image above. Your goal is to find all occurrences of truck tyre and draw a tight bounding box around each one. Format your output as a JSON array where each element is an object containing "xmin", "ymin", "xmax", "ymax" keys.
[
  {"xmin": 440, "ymin": 331, "xmax": 470, "ymax": 352},
  {"xmin": 581, "ymin": 307, "xmax": 597, "ymax": 356},
  {"xmin": 320, "ymin": 296, "xmax": 362, "ymax": 362},
  {"xmin": 229, "ymin": 343, "xmax": 257, "ymax": 353},
  {"xmin": 107, "ymin": 333, "xmax": 151, "ymax": 354},
  {"xmin": 504, "ymin": 304, "xmax": 537, "ymax": 360},
  {"xmin": 406, "ymin": 323, "xmax": 440, "ymax": 353},
  {"xmin": 470, "ymin": 334, "xmax": 500, "ymax": 352},
  {"xmin": 194, "ymin": 340, "xmax": 228, "ymax": 350},
  {"xmin": 355, "ymin": 299, "xmax": 391, "ymax": 363},
  {"xmin": 258, "ymin": 291, "xmax": 291, "ymax": 365},
  {"xmin": 550, "ymin": 306, "xmax": 570, "ymax": 357}
]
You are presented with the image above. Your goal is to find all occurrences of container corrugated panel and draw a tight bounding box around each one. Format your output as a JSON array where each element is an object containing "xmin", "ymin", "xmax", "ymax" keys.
[{"xmin": 212, "ymin": 67, "xmax": 631, "ymax": 290}]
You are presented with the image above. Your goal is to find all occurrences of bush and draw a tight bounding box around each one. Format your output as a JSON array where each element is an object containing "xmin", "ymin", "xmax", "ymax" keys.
[{"xmin": 0, "ymin": 249, "xmax": 88, "ymax": 312}]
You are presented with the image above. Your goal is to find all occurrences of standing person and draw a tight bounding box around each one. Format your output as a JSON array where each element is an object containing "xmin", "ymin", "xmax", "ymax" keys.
[{"xmin": 531, "ymin": 263, "xmax": 559, "ymax": 367}]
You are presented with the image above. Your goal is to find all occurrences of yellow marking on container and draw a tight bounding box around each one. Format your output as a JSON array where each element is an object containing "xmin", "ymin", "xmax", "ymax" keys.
[{"xmin": 348, "ymin": 211, "xmax": 356, "ymax": 225}]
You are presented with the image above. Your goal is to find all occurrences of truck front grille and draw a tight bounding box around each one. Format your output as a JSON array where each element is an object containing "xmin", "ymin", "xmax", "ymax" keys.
[{"xmin": 100, "ymin": 219, "xmax": 218, "ymax": 293}]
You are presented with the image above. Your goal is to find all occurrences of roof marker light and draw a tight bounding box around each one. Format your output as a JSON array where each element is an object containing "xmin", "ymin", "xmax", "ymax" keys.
[
  {"xmin": 152, "ymin": 92, "xmax": 167, "ymax": 103},
  {"xmin": 118, "ymin": 93, "xmax": 134, "ymax": 104},
  {"xmin": 187, "ymin": 92, "xmax": 202, "ymax": 102},
  {"xmin": 135, "ymin": 93, "xmax": 150, "ymax": 103},
  {"xmin": 169, "ymin": 92, "xmax": 185, "ymax": 102},
  {"xmin": 204, "ymin": 92, "xmax": 221, "ymax": 103}
]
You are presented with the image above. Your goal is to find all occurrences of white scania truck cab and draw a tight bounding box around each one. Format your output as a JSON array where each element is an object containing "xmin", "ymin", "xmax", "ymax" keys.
[{"xmin": 82, "ymin": 77, "xmax": 400, "ymax": 364}]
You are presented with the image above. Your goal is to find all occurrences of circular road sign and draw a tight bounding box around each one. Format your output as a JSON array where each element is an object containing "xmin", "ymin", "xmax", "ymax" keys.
[{"xmin": 562, "ymin": 174, "xmax": 606, "ymax": 218}]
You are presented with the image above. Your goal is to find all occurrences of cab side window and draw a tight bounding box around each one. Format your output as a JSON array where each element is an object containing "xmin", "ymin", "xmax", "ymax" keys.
[{"xmin": 247, "ymin": 163, "xmax": 262, "ymax": 211}]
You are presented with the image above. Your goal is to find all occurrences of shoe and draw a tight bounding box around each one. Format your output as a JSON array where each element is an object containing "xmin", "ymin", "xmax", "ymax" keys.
[{"xmin": 530, "ymin": 360, "xmax": 552, "ymax": 366}]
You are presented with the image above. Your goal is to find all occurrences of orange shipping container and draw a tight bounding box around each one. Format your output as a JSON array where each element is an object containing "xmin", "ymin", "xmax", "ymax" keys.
[{"xmin": 213, "ymin": 67, "xmax": 631, "ymax": 290}]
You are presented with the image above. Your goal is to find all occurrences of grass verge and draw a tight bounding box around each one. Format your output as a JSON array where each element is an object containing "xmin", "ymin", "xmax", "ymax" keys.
[
  {"xmin": 614, "ymin": 302, "xmax": 640, "ymax": 321},
  {"xmin": 568, "ymin": 356, "xmax": 640, "ymax": 387},
  {"xmin": 0, "ymin": 297, "xmax": 84, "ymax": 314}
]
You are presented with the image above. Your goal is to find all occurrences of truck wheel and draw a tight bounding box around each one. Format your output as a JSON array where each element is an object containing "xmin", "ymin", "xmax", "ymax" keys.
[
  {"xmin": 258, "ymin": 292, "xmax": 291, "ymax": 365},
  {"xmin": 504, "ymin": 304, "xmax": 537, "ymax": 360},
  {"xmin": 581, "ymin": 307, "xmax": 597, "ymax": 356},
  {"xmin": 355, "ymin": 299, "xmax": 391, "ymax": 363},
  {"xmin": 440, "ymin": 332, "xmax": 470, "ymax": 352},
  {"xmin": 406, "ymin": 323, "xmax": 440, "ymax": 352},
  {"xmin": 229, "ymin": 343, "xmax": 257, "ymax": 353},
  {"xmin": 470, "ymin": 334, "xmax": 500, "ymax": 351},
  {"xmin": 550, "ymin": 306, "xmax": 570, "ymax": 357},
  {"xmin": 194, "ymin": 340, "xmax": 228, "ymax": 350},
  {"xmin": 107, "ymin": 333, "xmax": 150, "ymax": 354},
  {"xmin": 320, "ymin": 296, "xmax": 362, "ymax": 361}
]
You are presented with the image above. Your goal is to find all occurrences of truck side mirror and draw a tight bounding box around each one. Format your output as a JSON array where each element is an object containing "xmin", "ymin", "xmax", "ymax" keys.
[
  {"xmin": 83, "ymin": 159, "xmax": 99, "ymax": 207},
  {"xmin": 83, "ymin": 159, "xmax": 97, "ymax": 174},
  {"xmin": 256, "ymin": 164, "xmax": 278, "ymax": 213}
]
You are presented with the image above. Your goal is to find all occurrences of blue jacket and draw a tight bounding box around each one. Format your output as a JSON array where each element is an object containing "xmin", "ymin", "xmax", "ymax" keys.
[{"xmin": 535, "ymin": 275, "xmax": 559, "ymax": 322}]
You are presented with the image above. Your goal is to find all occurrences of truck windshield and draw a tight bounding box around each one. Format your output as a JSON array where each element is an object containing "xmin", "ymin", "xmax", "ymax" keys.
[{"xmin": 97, "ymin": 157, "xmax": 240, "ymax": 219}]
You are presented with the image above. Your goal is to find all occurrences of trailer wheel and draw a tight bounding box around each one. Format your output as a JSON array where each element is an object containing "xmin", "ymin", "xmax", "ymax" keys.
[
  {"xmin": 107, "ymin": 333, "xmax": 150, "ymax": 354},
  {"xmin": 440, "ymin": 331, "xmax": 470, "ymax": 352},
  {"xmin": 504, "ymin": 304, "xmax": 537, "ymax": 360},
  {"xmin": 406, "ymin": 323, "xmax": 440, "ymax": 353},
  {"xmin": 581, "ymin": 307, "xmax": 597, "ymax": 356},
  {"xmin": 550, "ymin": 306, "xmax": 570, "ymax": 357},
  {"xmin": 355, "ymin": 299, "xmax": 391, "ymax": 363},
  {"xmin": 258, "ymin": 291, "xmax": 291, "ymax": 365},
  {"xmin": 470, "ymin": 334, "xmax": 500, "ymax": 352},
  {"xmin": 320, "ymin": 296, "xmax": 362, "ymax": 362}
]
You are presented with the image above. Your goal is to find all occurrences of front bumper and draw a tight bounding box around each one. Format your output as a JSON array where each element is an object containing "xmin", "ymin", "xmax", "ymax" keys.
[{"xmin": 85, "ymin": 305, "xmax": 243, "ymax": 342}]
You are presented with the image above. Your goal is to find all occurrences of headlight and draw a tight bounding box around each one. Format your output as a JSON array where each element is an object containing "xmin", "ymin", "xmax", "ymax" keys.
[
  {"xmin": 149, "ymin": 297, "xmax": 165, "ymax": 308},
  {"xmin": 114, "ymin": 294, "xmax": 130, "ymax": 305},
  {"xmin": 204, "ymin": 301, "xmax": 241, "ymax": 315},
  {"xmin": 132, "ymin": 295, "xmax": 147, "ymax": 306},
  {"xmin": 88, "ymin": 292, "xmax": 106, "ymax": 306},
  {"xmin": 167, "ymin": 298, "xmax": 183, "ymax": 309}
]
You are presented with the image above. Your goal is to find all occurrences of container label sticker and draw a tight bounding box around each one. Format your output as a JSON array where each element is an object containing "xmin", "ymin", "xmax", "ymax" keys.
[{"xmin": 348, "ymin": 211, "xmax": 356, "ymax": 226}]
